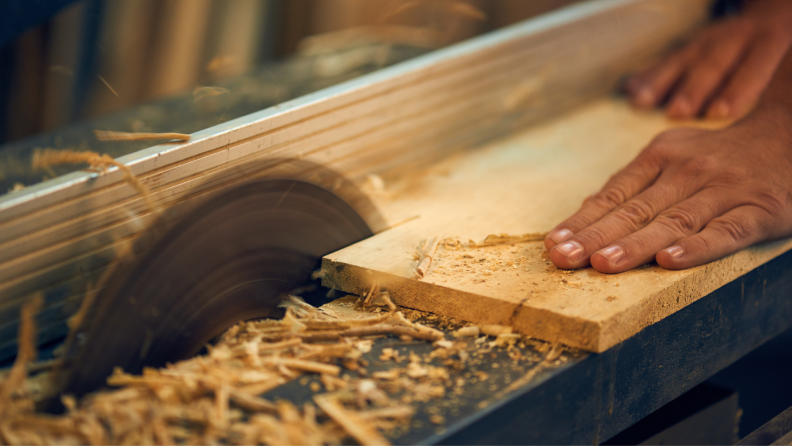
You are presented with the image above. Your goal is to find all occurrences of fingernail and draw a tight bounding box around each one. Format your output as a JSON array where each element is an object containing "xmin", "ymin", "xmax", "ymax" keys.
[
  {"xmin": 634, "ymin": 87, "xmax": 654, "ymax": 108},
  {"xmin": 548, "ymin": 228, "xmax": 574, "ymax": 244},
  {"xmin": 664, "ymin": 245, "xmax": 684, "ymax": 260},
  {"xmin": 708, "ymin": 100, "xmax": 730, "ymax": 119},
  {"xmin": 598, "ymin": 245, "xmax": 624, "ymax": 264},
  {"xmin": 555, "ymin": 241, "xmax": 584, "ymax": 262}
]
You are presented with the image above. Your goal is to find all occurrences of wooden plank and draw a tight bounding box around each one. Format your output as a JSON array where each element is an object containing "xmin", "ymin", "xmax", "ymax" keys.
[
  {"xmin": 0, "ymin": 0, "xmax": 710, "ymax": 360},
  {"xmin": 321, "ymin": 99, "xmax": 792, "ymax": 352}
]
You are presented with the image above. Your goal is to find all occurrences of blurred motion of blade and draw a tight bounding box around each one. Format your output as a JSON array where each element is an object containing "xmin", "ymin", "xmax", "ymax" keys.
[
  {"xmin": 296, "ymin": 25, "xmax": 445, "ymax": 56},
  {"xmin": 47, "ymin": 160, "xmax": 381, "ymax": 405},
  {"xmin": 296, "ymin": 24, "xmax": 446, "ymax": 78}
]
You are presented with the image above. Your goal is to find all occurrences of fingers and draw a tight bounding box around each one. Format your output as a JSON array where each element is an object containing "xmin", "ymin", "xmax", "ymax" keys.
[
  {"xmin": 544, "ymin": 154, "xmax": 663, "ymax": 251},
  {"xmin": 656, "ymin": 205, "xmax": 769, "ymax": 270},
  {"xmin": 706, "ymin": 30, "xmax": 792, "ymax": 119},
  {"xmin": 665, "ymin": 32, "xmax": 749, "ymax": 119},
  {"xmin": 626, "ymin": 48, "xmax": 698, "ymax": 109},
  {"xmin": 549, "ymin": 181, "xmax": 715, "ymax": 270},
  {"xmin": 588, "ymin": 188, "xmax": 735, "ymax": 273}
]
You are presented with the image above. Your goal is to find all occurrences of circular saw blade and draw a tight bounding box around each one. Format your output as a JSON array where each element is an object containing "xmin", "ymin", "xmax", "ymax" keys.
[{"xmin": 55, "ymin": 177, "xmax": 373, "ymax": 400}]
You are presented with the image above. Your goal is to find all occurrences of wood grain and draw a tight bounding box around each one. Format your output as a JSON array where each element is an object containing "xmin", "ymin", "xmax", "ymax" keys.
[{"xmin": 322, "ymin": 99, "xmax": 792, "ymax": 352}]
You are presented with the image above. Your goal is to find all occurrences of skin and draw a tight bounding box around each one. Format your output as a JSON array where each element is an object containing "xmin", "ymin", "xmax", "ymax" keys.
[
  {"xmin": 544, "ymin": 45, "xmax": 792, "ymax": 273},
  {"xmin": 625, "ymin": 0, "xmax": 792, "ymax": 120}
]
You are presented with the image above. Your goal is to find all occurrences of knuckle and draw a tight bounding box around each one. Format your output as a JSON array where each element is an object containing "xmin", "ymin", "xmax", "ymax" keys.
[
  {"xmin": 614, "ymin": 199, "xmax": 656, "ymax": 228},
  {"xmin": 713, "ymin": 215, "xmax": 756, "ymax": 242},
  {"xmin": 638, "ymin": 146, "xmax": 666, "ymax": 168},
  {"xmin": 679, "ymin": 155, "xmax": 717, "ymax": 177},
  {"xmin": 696, "ymin": 231, "xmax": 717, "ymax": 253},
  {"xmin": 657, "ymin": 208, "xmax": 699, "ymax": 234},
  {"xmin": 574, "ymin": 226, "xmax": 611, "ymax": 250},
  {"xmin": 753, "ymin": 186, "xmax": 789, "ymax": 215},
  {"xmin": 716, "ymin": 166, "xmax": 749, "ymax": 185},
  {"xmin": 590, "ymin": 186, "xmax": 630, "ymax": 210},
  {"xmin": 644, "ymin": 138, "xmax": 670, "ymax": 155}
]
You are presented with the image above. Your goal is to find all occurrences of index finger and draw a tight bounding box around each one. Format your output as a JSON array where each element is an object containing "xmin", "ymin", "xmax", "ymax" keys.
[{"xmin": 544, "ymin": 151, "xmax": 663, "ymax": 250}]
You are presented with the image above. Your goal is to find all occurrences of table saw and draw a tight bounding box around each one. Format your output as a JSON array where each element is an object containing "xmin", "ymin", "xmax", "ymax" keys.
[{"xmin": 3, "ymin": 0, "xmax": 792, "ymax": 443}]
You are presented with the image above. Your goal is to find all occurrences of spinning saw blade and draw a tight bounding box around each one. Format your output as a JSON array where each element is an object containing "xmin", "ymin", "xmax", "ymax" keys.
[{"xmin": 51, "ymin": 171, "xmax": 375, "ymax": 402}]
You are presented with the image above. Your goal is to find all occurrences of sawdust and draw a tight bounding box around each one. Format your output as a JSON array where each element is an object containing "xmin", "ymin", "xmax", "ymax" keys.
[
  {"xmin": 32, "ymin": 149, "xmax": 157, "ymax": 214},
  {"xmin": 428, "ymin": 237, "xmax": 539, "ymax": 284},
  {"xmin": 0, "ymin": 297, "xmax": 444, "ymax": 445},
  {"xmin": 0, "ymin": 295, "xmax": 43, "ymax": 420},
  {"xmin": 473, "ymin": 233, "xmax": 548, "ymax": 248},
  {"xmin": 422, "ymin": 237, "xmax": 604, "ymax": 296},
  {"xmin": 193, "ymin": 86, "xmax": 231, "ymax": 103},
  {"xmin": 0, "ymin": 291, "xmax": 572, "ymax": 445},
  {"xmin": 93, "ymin": 130, "xmax": 190, "ymax": 142}
]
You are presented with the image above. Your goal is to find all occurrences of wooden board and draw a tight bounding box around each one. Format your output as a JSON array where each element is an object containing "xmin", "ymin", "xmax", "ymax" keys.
[{"xmin": 321, "ymin": 98, "xmax": 792, "ymax": 352}]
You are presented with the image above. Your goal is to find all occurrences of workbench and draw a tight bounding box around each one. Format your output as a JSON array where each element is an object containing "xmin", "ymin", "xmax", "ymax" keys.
[{"xmin": 267, "ymin": 254, "xmax": 792, "ymax": 444}]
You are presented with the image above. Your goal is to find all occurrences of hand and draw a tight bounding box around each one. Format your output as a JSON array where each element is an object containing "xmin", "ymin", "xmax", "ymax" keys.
[
  {"xmin": 544, "ymin": 104, "xmax": 792, "ymax": 273},
  {"xmin": 625, "ymin": 0, "xmax": 792, "ymax": 120}
]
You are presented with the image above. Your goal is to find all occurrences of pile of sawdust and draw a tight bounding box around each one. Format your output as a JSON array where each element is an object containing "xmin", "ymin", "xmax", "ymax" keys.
[
  {"xmin": 0, "ymin": 293, "xmax": 560, "ymax": 445},
  {"xmin": 0, "ymin": 294, "xmax": 447, "ymax": 445}
]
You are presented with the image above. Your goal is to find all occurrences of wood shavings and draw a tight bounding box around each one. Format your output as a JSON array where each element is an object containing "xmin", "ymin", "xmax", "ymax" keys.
[
  {"xmin": 379, "ymin": 348, "xmax": 404, "ymax": 363},
  {"xmin": 93, "ymin": 130, "xmax": 191, "ymax": 142},
  {"xmin": 490, "ymin": 334, "xmax": 521, "ymax": 348},
  {"xmin": 304, "ymin": 314, "xmax": 390, "ymax": 330},
  {"xmin": 452, "ymin": 326, "xmax": 480, "ymax": 338},
  {"xmin": 480, "ymin": 325, "xmax": 513, "ymax": 336},
  {"xmin": 321, "ymin": 374, "xmax": 349, "ymax": 392},
  {"xmin": 415, "ymin": 236, "xmax": 441, "ymax": 279},
  {"xmin": 345, "ymin": 324, "xmax": 419, "ymax": 341},
  {"xmin": 192, "ymin": 86, "xmax": 230, "ymax": 102},
  {"xmin": 228, "ymin": 390, "xmax": 277, "ymax": 413},
  {"xmin": 370, "ymin": 291, "xmax": 398, "ymax": 312},
  {"xmin": 279, "ymin": 295, "xmax": 324, "ymax": 319},
  {"xmin": 358, "ymin": 406, "xmax": 414, "ymax": 421},
  {"xmin": 264, "ymin": 358, "xmax": 341, "ymax": 376},
  {"xmin": 0, "ymin": 294, "xmax": 43, "ymax": 419},
  {"xmin": 474, "ymin": 233, "xmax": 548, "ymax": 247},
  {"xmin": 546, "ymin": 344, "xmax": 563, "ymax": 362},
  {"xmin": 98, "ymin": 75, "xmax": 119, "ymax": 97},
  {"xmin": 32, "ymin": 149, "xmax": 157, "ymax": 213},
  {"xmin": 372, "ymin": 369, "xmax": 402, "ymax": 381},
  {"xmin": 314, "ymin": 394, "xmax": 390, "ymax": 446},
  {"xmin": 4, "ymin": 289, "xmax": 561, "ymax": 445},
  {"xmin": 0, "ymin": 293, "xmax": 450, "ymax": 444},
  {"xmin": 392, "ymin": 312, "xmax": 444, "ymax": 341},
  {"xmin": 362, "ymin": 283, "xmax": 381, "ymax": 306}
]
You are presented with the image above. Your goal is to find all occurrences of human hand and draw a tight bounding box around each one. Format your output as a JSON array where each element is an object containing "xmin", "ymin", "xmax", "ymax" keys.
[
  {"xmin": 543, "ymin": 104, "xmax": 792, "ymax": 273},
  {"xmin": 625, "ymin": 0, "xmax": 792, "ymax": 120}
]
